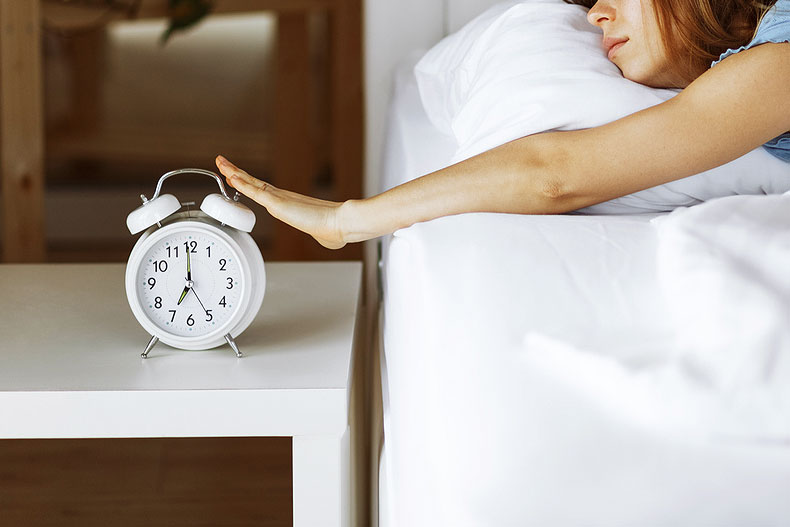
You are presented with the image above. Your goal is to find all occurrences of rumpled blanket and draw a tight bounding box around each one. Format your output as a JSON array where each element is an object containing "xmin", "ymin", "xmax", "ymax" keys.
[{"xmin": 524, "ymin": 192, "xmax": 790, "ymax": 441}]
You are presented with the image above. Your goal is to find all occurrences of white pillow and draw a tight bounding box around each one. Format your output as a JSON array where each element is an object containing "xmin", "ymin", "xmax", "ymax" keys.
[{"xmin": 415, "ymin": 0, "xmax": 790, "ymax": 214}]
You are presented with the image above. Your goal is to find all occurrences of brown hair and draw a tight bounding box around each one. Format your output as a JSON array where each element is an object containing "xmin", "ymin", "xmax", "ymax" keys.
[{"xmin": 565, "ymin": 0, "xmax": 778, "ymax": 84}]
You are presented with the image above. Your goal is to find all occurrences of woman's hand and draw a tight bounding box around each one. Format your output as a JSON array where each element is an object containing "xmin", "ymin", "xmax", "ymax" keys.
[{"xmin": 215, "ymin": 155, "xmax": 349, "ymax": 249}]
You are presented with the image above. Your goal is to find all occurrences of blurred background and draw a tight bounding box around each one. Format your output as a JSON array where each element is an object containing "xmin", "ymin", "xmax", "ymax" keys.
[
  {"xmin": 0, "ymin": 1, "xmax": 362, "ymax": 525},
  {"xmin": 0, "ymin": 0, "xmax": 363, "ymax": 264}
]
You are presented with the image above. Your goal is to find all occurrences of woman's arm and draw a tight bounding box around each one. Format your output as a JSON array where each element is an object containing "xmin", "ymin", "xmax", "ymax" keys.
[{"xmin": 218, "ymin": 42, "xmax": 790, "ymax": 249}]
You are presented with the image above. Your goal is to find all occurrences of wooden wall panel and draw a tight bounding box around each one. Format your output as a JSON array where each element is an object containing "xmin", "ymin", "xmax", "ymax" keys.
[
  {"xmin": 324, "ymin": 0, "xmax": 364, "ymax": 262},
  {"xmin": 0, "ymin": 0, "xmax": 46, "ymax": 262},
  {"xmin": 0, "ymin": 437, "xmax": 292, "ymax": 527},
  {"xmin": 272, "ymin": 13, "xmax": 314, "ymax": 261},
  {"xmin": 330, "ymin": 0, "xmax": 363, "ymax": 206}
]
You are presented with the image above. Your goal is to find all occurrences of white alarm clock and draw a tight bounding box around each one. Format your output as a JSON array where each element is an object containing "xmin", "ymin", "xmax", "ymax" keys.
[{"xmin": 125, "ymin": 168, "xmax": 265, "ymax": 358}]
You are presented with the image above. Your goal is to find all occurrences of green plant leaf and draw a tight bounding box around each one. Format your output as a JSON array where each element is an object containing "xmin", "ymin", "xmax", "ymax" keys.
[{"xmin": 161, "ymin": 0, "xmax": 214, "ymax": 45}]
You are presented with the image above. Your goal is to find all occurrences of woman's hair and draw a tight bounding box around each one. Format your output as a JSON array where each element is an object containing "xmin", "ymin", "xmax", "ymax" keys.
[{"xmin": 566, "ymin": 0, "xmax": 778, "ymax": 83}]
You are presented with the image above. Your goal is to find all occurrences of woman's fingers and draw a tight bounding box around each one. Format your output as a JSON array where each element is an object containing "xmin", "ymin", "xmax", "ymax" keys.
[
  {"xmin": 216, "ymin": 155, "xmax": 339, "ymax": 207},
  {"xmin": 227, "ymin": 174, "xmax": 271, "ymax": 207},
  {"xmin": 216, "ymin": 155, "xmax": 268, "ymax": 191},
  {"xmin": 213, "ymin": 154, "xmax": 348, "ymax": 250}
]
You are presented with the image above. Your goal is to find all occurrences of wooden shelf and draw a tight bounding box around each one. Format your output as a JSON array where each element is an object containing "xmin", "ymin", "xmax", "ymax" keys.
[
  {"xmin": 136, "ymin": 0, "xmax": 336, "ymax": 17},
  {"xmin": 47, "ymin": 125, "xmax": 272, "ymax": 170}
]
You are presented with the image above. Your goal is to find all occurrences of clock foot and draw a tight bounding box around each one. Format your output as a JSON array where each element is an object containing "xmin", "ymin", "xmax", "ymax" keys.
[
  {"xmin": 141, "ymin": 335, "xmax": 159, "ymax": 359},
  {"xmin": 225, "ymin": 334, "xmax": 243, "ymax": 358}
]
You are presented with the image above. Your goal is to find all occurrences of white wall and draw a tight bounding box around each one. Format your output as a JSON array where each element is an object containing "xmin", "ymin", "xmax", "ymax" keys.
[
  {"xmin": 363, "ymin": 0, "xmax": 444, "ymax": 197},
  {"xmin": 362, "ymin": 0, "xmax": 503, "ymax": 197}
]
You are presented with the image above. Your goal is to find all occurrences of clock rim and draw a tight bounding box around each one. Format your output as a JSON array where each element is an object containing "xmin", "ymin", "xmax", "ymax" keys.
[{"xmin": 125, "ymin": 218, "xmax": 263, "ymax": 350}]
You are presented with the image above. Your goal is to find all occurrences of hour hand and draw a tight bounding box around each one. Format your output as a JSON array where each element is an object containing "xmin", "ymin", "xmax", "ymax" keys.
[{"xmin": 177, "ymin": 286, "xmax": 190, "ymax": 305}]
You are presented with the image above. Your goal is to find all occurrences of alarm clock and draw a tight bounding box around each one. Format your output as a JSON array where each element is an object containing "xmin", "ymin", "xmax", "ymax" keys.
[{"xmin": 125, "ymin": 168, "xmax": 265, "ymax": 358}]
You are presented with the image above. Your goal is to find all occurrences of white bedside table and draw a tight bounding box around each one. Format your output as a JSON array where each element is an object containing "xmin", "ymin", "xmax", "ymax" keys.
[{"xmin": 0, "ymin": 261, "xmax": 362, "ymax": 527}]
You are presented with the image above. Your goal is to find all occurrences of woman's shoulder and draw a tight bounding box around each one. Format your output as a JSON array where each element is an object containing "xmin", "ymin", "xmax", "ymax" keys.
[{"xmin": 711, "ymin": 0, "xmax": 790, "ymax": 68}]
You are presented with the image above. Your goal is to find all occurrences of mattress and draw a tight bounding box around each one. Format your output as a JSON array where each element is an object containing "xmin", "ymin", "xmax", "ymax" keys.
[{"xmin": 377, "ymin": 59, "xmax": 790, "ymax": 527}]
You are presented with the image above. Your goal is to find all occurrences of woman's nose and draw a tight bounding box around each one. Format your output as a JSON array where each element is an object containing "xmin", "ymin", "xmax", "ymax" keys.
[{"xmin": 586, "ymin": 1, "xmax": 616, "ymax": 27}]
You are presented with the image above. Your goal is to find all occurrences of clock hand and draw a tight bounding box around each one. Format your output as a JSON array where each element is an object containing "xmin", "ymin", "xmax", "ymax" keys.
[
  {"xmin": 186, "ymin": 244, "xmax": 192, "ymax": 281},
  {"xmin": 191, "ymin": 287, "xmax": 209, "ymax": 314},
  {"xmin": 177, "ymin": 286, "xmax": 190, "ymax": 306},
  {"xmin": 178, "ymin": 246, "xmax": 194, "ymax": 306}
]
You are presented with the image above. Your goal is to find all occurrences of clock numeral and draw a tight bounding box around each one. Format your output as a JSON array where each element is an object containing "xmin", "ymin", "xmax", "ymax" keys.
[
  {"xmin": 166, "ymin": 245, "xmax": 179, "ymax": 258},
  {"xmin": 219, "ymin": 296, "xmax": 226, "ymax": 307},
  {"xmin": 219, "ymin": 259, "xmax": 227, "ymax": 271},
  {"xmin": 154, "ymin": 297, "xmax": 162, "ymax": 309},
  {"xmin": 205, "ymin": 310, "xmax": 213, "ymax": 322},
  {"xmin": 153, "ymin": 260, "xmax": 168, "ymax": 273},
  {"xmin": 206, "ymin": 246, "xmax": 211, "ymax": 259},
  {"xmin": 226, "ymin": 277, "xmax": 234, "ymax": 289},
  {"xmin": 168, "ymin": 310, "xmax": 177, "ymax": 323},
  {"xmin": 147, "ymin": 277, "xmax": 156, "ymax": 290},
  {"xmin": 184, "ymin": 241, "xmax": 198, "ymax": 253},
  {"xmin": 186, "ymin": 314, "xmax": 195, "ymax": 327}
]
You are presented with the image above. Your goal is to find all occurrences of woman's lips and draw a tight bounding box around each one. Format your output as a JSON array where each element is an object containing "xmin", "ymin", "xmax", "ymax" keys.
[{"xmin": 603, "ymin": 37, "xmax": 628, "ymax": 60}]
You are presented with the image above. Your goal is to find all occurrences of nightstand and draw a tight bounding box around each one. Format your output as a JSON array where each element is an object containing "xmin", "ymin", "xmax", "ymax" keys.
[{"xmin": 0, "ymin": 261, "xmax": 362, "ymax": 527}]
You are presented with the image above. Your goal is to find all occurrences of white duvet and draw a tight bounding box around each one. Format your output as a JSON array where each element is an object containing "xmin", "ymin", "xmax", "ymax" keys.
[
  {"xmin": 657, "ymin": 193, "xmax": 790, "ymax": 437},
  {"xmin": 379, "ymin": 58, "xmax": 790, "ymax": 527},
  {"xmin": 522, "ymin": 192, "xmax": 790, "ymax": 443},
  {"xmin": 382, "ymin": 212, "xmax": 675, "ymax": 527},
  {"xmin": 383, "ymin": 203, "xmax": 790, "ymax": 527}
]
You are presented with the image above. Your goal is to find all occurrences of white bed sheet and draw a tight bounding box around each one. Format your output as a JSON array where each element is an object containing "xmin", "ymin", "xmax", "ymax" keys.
[{"xmin": 377, "ymin": 60, "xmax": 790, "ymax": 527}]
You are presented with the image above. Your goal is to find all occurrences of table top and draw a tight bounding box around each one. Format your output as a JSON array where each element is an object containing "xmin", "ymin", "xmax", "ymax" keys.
[{"xmin": 0, "ymin": 261, "xmax": 362, "ymax": 439}]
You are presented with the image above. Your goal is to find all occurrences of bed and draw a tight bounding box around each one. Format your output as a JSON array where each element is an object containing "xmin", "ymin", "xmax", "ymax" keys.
[{"xmin": 362, "ymin": 1, "xmax": 790, "ymax": 525}]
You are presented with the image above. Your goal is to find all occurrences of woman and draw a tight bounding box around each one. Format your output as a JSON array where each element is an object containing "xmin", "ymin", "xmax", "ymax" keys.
[{"xmin": 216, "ymin": 0, "xmax": 790, "ymax": 250}]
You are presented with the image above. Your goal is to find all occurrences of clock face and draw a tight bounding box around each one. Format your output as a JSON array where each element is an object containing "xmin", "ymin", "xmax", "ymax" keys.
[{"xmin": 134, "ymin": 227, "xmax": 245, "ymax": 338}]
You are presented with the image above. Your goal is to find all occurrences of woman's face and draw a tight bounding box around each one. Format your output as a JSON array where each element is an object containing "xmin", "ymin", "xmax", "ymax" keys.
[{"xmin": 587, "ymin": 0, "xmax": 684, "ymax": 87}]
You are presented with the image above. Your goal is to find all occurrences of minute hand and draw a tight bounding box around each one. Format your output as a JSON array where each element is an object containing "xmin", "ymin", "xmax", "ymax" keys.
[{"xmin": 186, "ymin": 245, "xmax": 192, "ymax": 281}]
